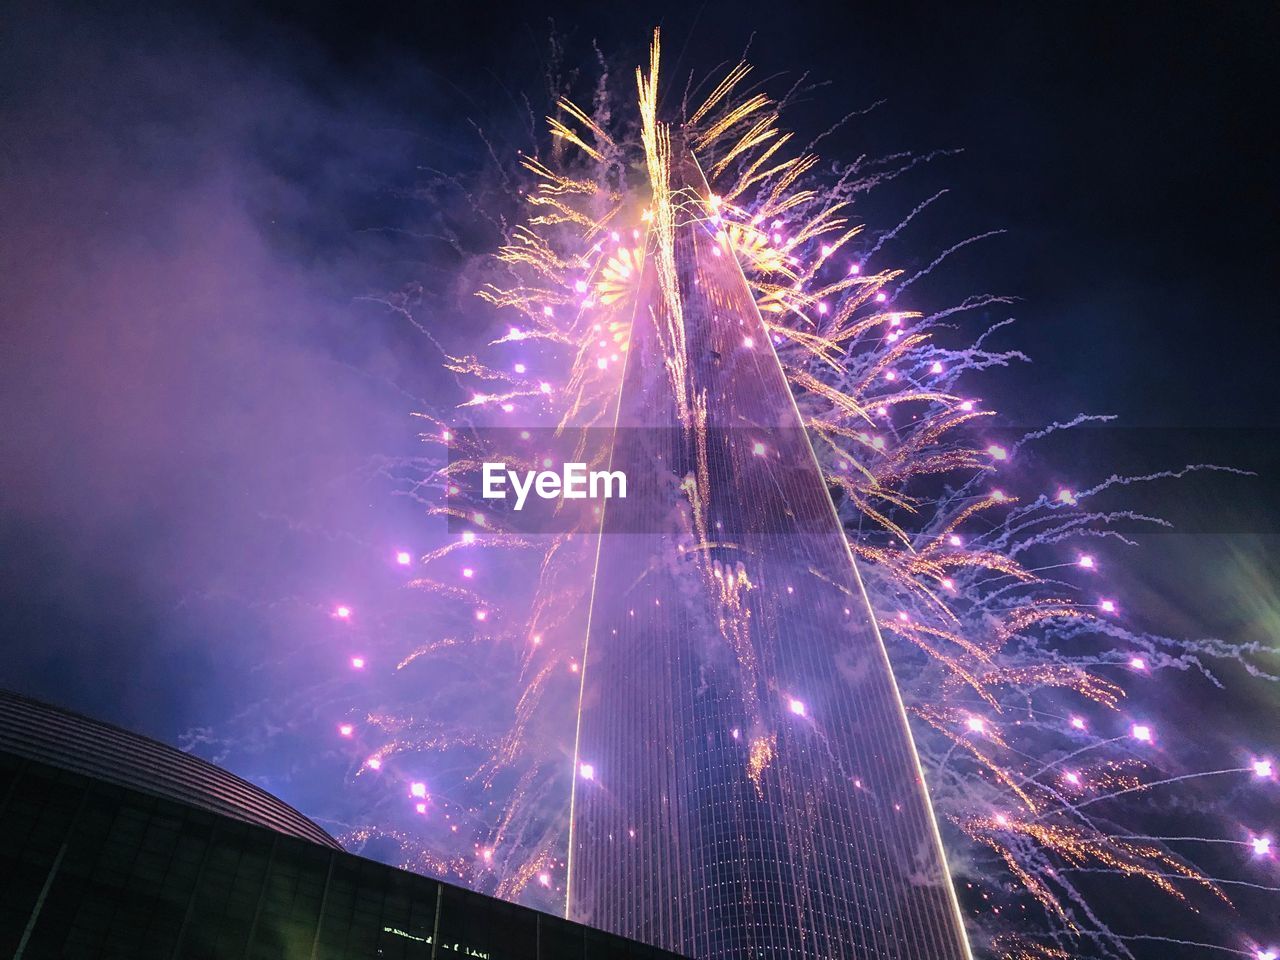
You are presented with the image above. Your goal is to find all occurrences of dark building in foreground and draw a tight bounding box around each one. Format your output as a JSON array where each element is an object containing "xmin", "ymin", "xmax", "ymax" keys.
[{"xmin": 0, "ymin": 690, "xmax": 684, "ymax": 960}]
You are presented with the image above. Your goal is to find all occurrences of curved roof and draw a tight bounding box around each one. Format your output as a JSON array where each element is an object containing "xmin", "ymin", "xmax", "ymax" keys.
[{"xmin": 0, "ymin": 688, "xmax": 340, "ymax": 849}]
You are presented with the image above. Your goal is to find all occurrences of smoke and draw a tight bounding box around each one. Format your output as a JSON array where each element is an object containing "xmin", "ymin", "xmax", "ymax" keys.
[{"xmin": 0, "ymin": 4, "xmax": 450, "ymax": 747}]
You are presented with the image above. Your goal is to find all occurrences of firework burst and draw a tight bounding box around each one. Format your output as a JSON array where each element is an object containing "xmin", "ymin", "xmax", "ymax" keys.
[{"xmin": 318, "ymin": 30, "xmax": 1276, "ymax": 960}]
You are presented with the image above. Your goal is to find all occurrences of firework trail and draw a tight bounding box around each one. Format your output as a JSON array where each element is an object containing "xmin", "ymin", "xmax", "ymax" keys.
[{"xmin": 215, "ymin": 30, "xmax": 1276, "ymax": 960}]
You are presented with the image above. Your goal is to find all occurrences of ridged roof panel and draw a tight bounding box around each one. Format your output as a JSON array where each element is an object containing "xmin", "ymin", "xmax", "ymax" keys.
[{"xmin": 0, "ymin": 689, "xmax": 340, "ymax": 849}]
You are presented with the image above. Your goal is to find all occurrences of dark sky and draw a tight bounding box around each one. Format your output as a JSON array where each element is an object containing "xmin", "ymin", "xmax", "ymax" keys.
[{"xmin": 0, "ymin": 0, "xmax": 1277, "ymax": 944}]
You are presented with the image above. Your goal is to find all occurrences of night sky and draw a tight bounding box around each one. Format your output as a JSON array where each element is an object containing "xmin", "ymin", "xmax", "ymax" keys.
[{"xmin": 1, "ymin": 0, "xmax": 1277, "ymax": 951}]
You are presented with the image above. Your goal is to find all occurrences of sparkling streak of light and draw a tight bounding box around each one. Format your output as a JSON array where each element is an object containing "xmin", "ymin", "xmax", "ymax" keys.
[{"xmin": 343, "ymin": 34, "xmax": 1272, "ymax": 952}]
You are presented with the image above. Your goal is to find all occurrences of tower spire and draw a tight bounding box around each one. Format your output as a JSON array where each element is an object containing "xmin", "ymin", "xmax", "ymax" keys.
[{"xmin": 567, "ymin": 144, "xmax": 972, "ymax": 959}]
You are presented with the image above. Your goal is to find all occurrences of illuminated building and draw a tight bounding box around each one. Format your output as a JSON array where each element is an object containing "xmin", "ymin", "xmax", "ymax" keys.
[
  {"xmin": 566, "ymin": 148, "xmax": 972, "ymax": 959},
  {"xmin": 0, "ymin": 689, "xmax": 682, "ymax": 959}
]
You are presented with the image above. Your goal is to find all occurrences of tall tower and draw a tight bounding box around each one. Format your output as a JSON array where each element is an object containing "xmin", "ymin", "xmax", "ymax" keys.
[{"xmin": 566, "ymin": 146, "xmax": 972, "ymax": 959}]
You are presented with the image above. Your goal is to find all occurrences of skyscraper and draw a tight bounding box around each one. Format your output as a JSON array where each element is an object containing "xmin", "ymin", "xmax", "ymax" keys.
[{"xmin": 566, "ymin": 147, "xmax": 972, "ymax": 959}]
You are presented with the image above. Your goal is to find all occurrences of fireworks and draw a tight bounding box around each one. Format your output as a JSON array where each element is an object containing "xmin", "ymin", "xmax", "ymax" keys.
[{"xmin": 301, "ymin": 28, "xmax": 1278, "ymax": 960}]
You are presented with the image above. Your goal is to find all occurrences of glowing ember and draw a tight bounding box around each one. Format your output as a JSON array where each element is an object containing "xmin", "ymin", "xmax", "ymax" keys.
[{"xmin": 322, "ymin": 35, "xmax": 1268, "ymax": 957}]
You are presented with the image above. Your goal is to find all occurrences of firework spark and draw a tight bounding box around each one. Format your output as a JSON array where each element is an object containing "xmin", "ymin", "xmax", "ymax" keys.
[{"xmin": 302, "ymin": 29, "xmax": 1278, "ymax": 960}]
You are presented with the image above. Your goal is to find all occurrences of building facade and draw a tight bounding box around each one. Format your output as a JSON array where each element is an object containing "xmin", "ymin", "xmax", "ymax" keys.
[
  {"xmin": 0, "ymin": 690, "xmax": 683, "ymax": 960},
  {"xmin": 566, "ymin": 149, "xmax": 972, "ymax": 959}
]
